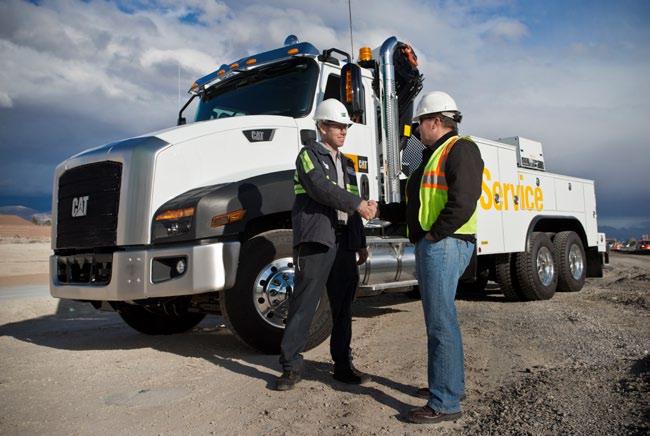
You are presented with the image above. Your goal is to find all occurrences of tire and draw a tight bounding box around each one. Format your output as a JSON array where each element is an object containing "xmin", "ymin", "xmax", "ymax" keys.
[
  {"xmin": 553, "ymin": 231, "xmax": 586, "ymax": 292},
  {"xmin": 116, "ymin": 298, "xmax": 206, "ymax": 335},
  {"xmin": 515, "ymin": 232, "xmax": 558, "ymax": 300},
  {"xmin": 457, "ymin": 269, "xmax": 489, "ymax": 293},
  {"xmin": 221, "ymin": 229, "xmax": 332, "ymax": 354},
  {"xmin": 495, "ymin": 254, "xmax": 524, "ymax": 301}
]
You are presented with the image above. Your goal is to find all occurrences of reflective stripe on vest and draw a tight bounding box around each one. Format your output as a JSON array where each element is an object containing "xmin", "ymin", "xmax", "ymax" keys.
[{"xmin": 418, "ymin": 135, "xmax": 478, "ymax": 235}]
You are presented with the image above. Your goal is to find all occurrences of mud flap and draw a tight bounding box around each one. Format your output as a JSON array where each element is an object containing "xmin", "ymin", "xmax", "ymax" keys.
[{"xmin": 586, "ymin": 246, "xmax": 604, "ymax": 278}]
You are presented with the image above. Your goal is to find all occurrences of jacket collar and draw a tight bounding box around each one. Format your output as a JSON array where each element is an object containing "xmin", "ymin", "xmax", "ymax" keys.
[
  {"xmin": 425, "ymin": 130, "xmax": 458, "ymax": 154},
  {"xmin": 306, "ymin": 138, "xmax": 333, "ymax": 156}
]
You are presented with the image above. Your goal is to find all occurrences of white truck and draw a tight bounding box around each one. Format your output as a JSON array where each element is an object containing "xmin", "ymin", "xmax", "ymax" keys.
[{"xmin": 50, "ymin": 35, "xmax": 607, "ymax": 353}]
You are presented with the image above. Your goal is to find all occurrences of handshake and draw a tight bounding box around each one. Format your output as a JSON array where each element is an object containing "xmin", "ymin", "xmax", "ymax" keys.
[{"xmin": 356, "ymin": 200, "xmax": 379, "ymax": 220}]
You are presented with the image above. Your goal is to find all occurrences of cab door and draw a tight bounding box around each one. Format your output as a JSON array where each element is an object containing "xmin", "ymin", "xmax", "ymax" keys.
[{"xmin": 317, "ymin": 66, "xmax": 377, "ymax": 201}]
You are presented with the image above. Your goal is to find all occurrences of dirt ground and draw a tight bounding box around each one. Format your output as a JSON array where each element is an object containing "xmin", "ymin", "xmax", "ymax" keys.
[{"xmin": 0, "ymin": 240, "xmax": 648, "ymax": 435}]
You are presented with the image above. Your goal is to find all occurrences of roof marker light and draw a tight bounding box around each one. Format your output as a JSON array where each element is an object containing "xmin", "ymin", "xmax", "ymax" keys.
[
  {"xmin": 287, "ymin": 48, "xmax": 299, "ymax": 55},
  {"xmin": 230, "ymin": 63, "xmax": 239, "ymax": 69},
  {"xmin": 246, "ymin": 58, "xmax": 257, "ymax": 66}
]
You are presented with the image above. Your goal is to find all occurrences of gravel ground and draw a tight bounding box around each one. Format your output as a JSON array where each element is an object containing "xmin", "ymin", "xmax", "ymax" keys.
[{"xmin": 0, "ymin": 252, "xmax": 647, "ymax": 435}]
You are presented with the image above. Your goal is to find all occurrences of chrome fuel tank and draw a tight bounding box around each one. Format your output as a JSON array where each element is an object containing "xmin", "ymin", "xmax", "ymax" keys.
[{"xmin": 358, "ymin": 236, "xmax": 417, "ymax": 296}]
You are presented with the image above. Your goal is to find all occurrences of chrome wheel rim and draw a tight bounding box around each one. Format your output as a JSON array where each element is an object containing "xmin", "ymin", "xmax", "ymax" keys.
[
  {"xmin": 569, "ymin": 243, "xmax": 584, "ymax": 280},
  {"xmin": 253, "ymin": 257, "xmax": 294, "ymax": 329},
  {"xmin": 536, "ymin": 246, "xmax": 555, "ymax": 287}
]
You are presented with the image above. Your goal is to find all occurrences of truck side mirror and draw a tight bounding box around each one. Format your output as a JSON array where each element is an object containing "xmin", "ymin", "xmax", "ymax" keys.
[
  {"xmin": 340, "ymin": 63, "xmax": 364, "ymax": 123},
  {"xmin": 177, "ymin": 94, "xmax": 196, "ymax": 126}
]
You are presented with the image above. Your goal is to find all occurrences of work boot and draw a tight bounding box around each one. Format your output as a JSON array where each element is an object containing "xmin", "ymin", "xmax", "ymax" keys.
[
  {"xmin": 333, "ymin": 364, "xmax": 370, "ymax": 385},
  {"xmin": 406, "ymin": 405, "xmax": 462, "ymax": 424},
  {"xmin": 275, "ymin": 370, "xmax": 301, "ymax": 391}
]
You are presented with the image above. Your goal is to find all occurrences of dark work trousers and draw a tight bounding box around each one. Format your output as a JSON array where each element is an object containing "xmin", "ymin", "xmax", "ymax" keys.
[{"xmin": 279, "ymin": 229, "xmax": 359, "ymax": 373}]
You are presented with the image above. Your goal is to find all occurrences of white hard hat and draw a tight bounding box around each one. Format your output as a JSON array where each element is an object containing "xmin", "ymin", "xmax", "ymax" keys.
[
  {"xmin": 314, "ymin": 99, "xmax": 352, "ymax": 125},
  {"xmin": 413, "ymin": 91, "xmax": 461, "ymax": 122}
]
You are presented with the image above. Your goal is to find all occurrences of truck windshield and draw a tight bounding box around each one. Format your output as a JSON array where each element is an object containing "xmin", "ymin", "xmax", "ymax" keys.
[{"xmin": 195, "ymin": 58, "xmax": 319, "ymax": 121}]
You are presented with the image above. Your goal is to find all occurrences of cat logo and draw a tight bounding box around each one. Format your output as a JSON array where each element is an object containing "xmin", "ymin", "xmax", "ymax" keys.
[
  {"xmin": 242, "ymin": 129, "xmax": 276, "ymax": 142},
  {"xmin": 71, "ymin": 196, "xmax": 89, "ymax": 217},
  {"xmin": 342, "ymin": 154, "xmax": 369, "ymax": 173}
]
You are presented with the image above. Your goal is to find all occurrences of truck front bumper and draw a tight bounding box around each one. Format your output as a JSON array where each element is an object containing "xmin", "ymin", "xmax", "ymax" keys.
[{"xmin": 50, "ymin": 241, "xmax": 240, "ymax": 301}]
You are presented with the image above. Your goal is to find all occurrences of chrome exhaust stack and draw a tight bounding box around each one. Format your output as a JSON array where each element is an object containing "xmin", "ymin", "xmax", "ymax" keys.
[{"xmin": 379, "ymin": 36, "xmax": 402, "ymax": 204}]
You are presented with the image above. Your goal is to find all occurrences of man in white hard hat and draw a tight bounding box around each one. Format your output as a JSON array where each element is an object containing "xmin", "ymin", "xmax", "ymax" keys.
[
  {"xmin": 380, "ymin": 91, "xmax": 483, "ymax": 423},
  {"xmin": 276, "ymin": 98, "xmax": 376, "ymax": 391}
]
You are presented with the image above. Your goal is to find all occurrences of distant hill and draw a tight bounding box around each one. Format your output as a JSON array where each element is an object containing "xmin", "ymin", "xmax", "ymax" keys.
[
  {"xmin": 0, "ymin": 214, "xmax": 34, "ymax": 226},
  {"xmin": 0, "ymin": 214, "xmax": 51, "ymax": 240},
  {"xmin": 0, "ymin": 205, "xmax": 40, "ymax": 220},
  {"xmin": 599, "ymin": 222, "xmax": 650, "ymax": 241},
  {"xmin": 0, "ymin": 205, "xmax": 51, "ymax": 224}
]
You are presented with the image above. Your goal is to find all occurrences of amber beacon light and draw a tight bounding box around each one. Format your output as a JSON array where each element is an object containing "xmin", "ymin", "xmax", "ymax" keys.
[{"xmin": 358, "ymin": 46, "xmax": 372, "ymax": 62}]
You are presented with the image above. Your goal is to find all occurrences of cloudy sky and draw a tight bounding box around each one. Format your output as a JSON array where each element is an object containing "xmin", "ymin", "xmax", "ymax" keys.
[{"xmin": 0, "ymin": 0, "xmax": 648, "ymax": 229}]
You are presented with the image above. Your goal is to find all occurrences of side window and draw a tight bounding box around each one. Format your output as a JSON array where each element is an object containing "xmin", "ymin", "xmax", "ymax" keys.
[
  {"xmin": 323, "ymin": 74, "xmax": 366, "ymax": 125},
  {"xmin": 324, "ymin": 74, "xmax": 340, "ymax": 101}
]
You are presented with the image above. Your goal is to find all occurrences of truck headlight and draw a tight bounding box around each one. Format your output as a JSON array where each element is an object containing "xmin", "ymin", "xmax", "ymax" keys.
[{"xmin": 152, "ymin": 206, "xmax": 195, "ymax": 239}]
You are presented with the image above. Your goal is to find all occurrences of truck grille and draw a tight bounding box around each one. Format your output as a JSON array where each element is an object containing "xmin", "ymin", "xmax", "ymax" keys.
[
  {"xmin": 56, "ymin": 252, "xmax": 113, "ymax": 285},
  {"xmin": 56, "ymin": 161, "xmax": 122, "ymax": 249}
]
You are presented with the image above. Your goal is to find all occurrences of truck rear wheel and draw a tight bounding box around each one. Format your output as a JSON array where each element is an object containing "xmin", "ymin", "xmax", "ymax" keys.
[
  {"xmin": 495, "ymin": 254, "xmax": 524, "ymax": 301},
  {"xmin": 221, "ymin": 229, "xmax": 332, "ymax": 354},
  {"xmin": 116, "ymin": 299, "xmax": 206, "ymax": 335},
  {"xmin": 515, "ymin": 232, "xmax": 558, "ymax": 300},
  {"xmin": 553, "ymin": 231, "xmax": 586, "ymax": 292}
]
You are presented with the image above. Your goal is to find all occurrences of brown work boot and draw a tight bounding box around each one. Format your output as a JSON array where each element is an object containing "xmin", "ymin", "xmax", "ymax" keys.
[
  {"xmin": 406, "ymin": 405, "xmax": 462, "ymax": 424},
  {"xmin": 275, "ymin": 370, "xmax": 301, "ymax": 391}
]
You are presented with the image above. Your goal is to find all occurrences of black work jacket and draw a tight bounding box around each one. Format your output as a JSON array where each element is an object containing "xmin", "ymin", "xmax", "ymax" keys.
[
  {"xmin": 381, "ymin": 131, "xmax": 484, "ymax": 243},
  {"xmin": 292, "ymin": 139, "xmax": 366, "ymax": 250}
]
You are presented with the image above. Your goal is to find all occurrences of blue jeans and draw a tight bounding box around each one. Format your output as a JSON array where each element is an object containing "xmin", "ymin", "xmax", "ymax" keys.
[{"xmin": 415, "ymin": 236, "xmax": 475, "ymax": 413}]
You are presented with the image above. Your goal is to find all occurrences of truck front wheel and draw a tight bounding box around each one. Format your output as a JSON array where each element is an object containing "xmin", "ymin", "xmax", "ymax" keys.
[
  {"xmin": 515, "ymin": 232, "xmax": 558, "ymax": 300},
  {"xmin": 221, "ymin": 230, "xmax": 332, "ymax": 354},
  {"xmin": 116, "ymin": 298, "xmax": 206, "ymax": 335},
  {"xmin": 553, "ymin": 231, "xmax": 586, "ymax": 292}
]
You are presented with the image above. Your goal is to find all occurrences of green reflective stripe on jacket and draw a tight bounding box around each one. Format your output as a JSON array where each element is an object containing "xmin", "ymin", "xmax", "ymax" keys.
[
  {"xmin": 346, "ymin": 184, "xmax": 359, "ymax": 195},
  {"xmin": 293, "ymin": 170, "xmax": 306, "ymax": 195},
  {"xmin": 418, "ymin": 135, "xmax": 478, "ymax": 235},
  {"xmin": 299, "ymin": 150, "xmax": 315, "ymax": 173}
]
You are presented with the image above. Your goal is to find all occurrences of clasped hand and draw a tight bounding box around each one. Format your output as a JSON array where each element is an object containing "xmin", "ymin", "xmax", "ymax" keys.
[{"xmin": 356, "ymin": 200, "xmax": 379, "ymax": 220}]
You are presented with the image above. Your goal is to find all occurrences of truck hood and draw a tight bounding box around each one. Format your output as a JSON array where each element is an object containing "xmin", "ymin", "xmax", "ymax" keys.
[{"xmin": 53, "ymin": 115, "xmax": 301, "ymax": 246}]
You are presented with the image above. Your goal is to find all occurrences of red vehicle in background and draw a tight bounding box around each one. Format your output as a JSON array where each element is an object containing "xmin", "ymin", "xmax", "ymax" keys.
[{"xmin": 637, "ymin": 240, "xmax": 650, "ymax": 253}]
